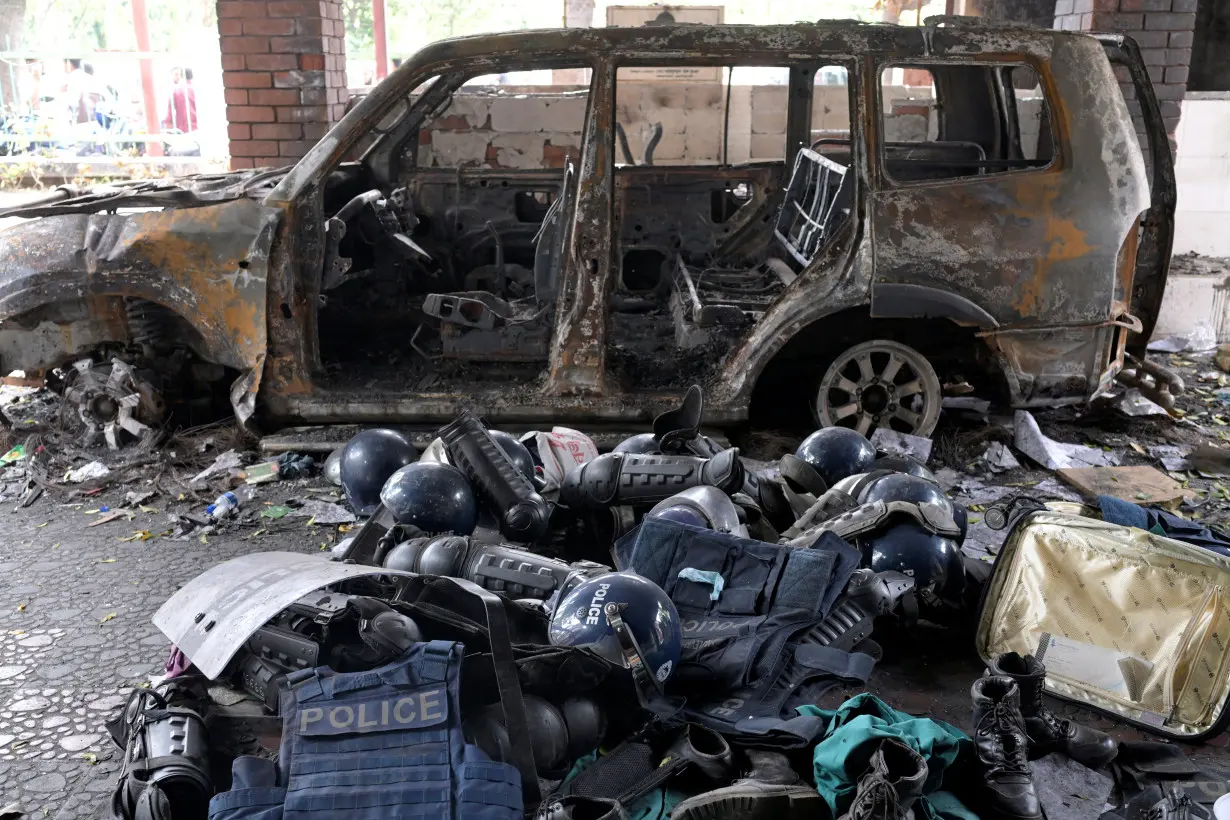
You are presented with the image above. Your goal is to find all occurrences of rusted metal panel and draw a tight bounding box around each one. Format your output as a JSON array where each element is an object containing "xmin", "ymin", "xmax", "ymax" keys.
[{"xmin": 0, "ymin": 198, "xmax": 280, "ymax": 423}]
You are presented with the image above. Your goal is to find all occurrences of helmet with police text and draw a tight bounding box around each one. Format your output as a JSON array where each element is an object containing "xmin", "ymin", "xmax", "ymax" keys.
[
  {"xmin": 858, "ymin": 520, "xmax": 965, "ymax": 610},
  {"xmin": 380, "ymin": 462, "xmax": 479, "ymax": 535},
  {"xmin": 872, "ymin": 454, "xmax": 938, "ymax": 484},
  {"xmin": 795, "ymin": 427, "xmax": 877, "ymax": 488},
  {"xmin": 548, "ymin": 572, "xmax": 682, "ymax": 690},
  {"xmin": 340, "ymin": 428, "xmax": 417, "ymax": 516},
  {"xmin": 613, "ymin": 433, "xmax": 661, "ymax": 455},
  {"xmin": 646, "ymin": 486, "xmax": 748, "ymax": 537}
]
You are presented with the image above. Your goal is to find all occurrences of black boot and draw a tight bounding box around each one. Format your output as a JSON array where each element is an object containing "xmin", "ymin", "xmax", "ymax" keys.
[
  {"xmin": 670, "ymin": 749, "xmax": 821, "ymax": 820},
  {"xmin": 971, "ymin": 676, "xmax": 1042, "ymax": 820},
  {"xmin": 838, "ymin": 737, "xmax": 928, "ymax": 820},
  {"xmin": 989, "ymin": 652, "xmax": 1117, "ymax": 769}
]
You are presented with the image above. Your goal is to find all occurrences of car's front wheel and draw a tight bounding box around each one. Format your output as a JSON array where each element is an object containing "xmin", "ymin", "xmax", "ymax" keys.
[{"xmin": 813, "ymin": 338, "xmax": 942, "ymax": 438}]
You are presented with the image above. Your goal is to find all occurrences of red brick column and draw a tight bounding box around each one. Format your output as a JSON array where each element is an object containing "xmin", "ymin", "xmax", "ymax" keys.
[
  {"xmin": 217, "ymin": 0, "xmax": 348, "ymax": 169},
  {"xmin": 1054, "ymin": 0, "xmax": 1194, "ymax": 139}
]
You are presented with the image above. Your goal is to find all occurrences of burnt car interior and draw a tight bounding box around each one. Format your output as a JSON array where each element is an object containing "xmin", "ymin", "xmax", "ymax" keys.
[{"xmin": 308, "ymin": 56, "xmax": 1053, "ymax": 412}]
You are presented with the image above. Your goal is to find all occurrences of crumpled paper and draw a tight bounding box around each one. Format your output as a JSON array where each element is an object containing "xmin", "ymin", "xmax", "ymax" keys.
[{"xmin": 1013, "ymin": 411, "xmax": 1119, "ymax": 471}]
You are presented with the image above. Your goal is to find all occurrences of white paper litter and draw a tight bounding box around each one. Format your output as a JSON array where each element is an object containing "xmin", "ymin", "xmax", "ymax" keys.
[
  {"xmin": 1013, "ymin": 411, "xmax": 1119, "ymax": 470},
  {"xmin": 983, "ymin": 442, "xmax": 1021, "ymax": 473},
  {"xmin": 190, "ymin": 449, "xmax": 242, "ymax": 485},
  {"xmin": 870, "ymin": 428, "xmax": 932, "ymax": 463},
  {"xmin": 523, "ymin": 427, "xmax": 598, "ymax": 494},
  {"xmin": 1113, "ymin": 389, "xmax": 1168, "ymax": 417},
  {"xmin": 1147, "ymin": 323, "xmax": 1218, "ymax": 353},
  {"xmin": 65, "ymin": 461, "xmax": 110, "ymax": 483},
  {"xmin": 289, "ymin": 500, "xmax": 357, "ymax": 524},
  {"xmin": 1148, "ymin": 444, "xmax": 1191, "ymax": 473}
]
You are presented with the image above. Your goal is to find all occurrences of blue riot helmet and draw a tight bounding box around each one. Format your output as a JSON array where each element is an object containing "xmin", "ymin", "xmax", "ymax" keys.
[
  {"xmin": 872, "ymin": 454, "xmax": 938, "ymax": 484},
  {"xmin": 951, "ymin": 501, "xmax": 968, "ymax": 546},
  {"xmin": 549, "ymin": 572, "xmax": 682, "ymax": 694},
  {"xmin": 613, "ymin": 433, "xmax": 661, "ymax": 455},
  {"xmin": 489, "ymin": 429, "xmax": 536, "ymax": 481},
  {"xmin": 859, "ymin": 520, "xmax": 965, "ymax": 611},
  {"xmin": 860, "ymin": 472, "xmax": 951, "ymax": 512},
  {"xmin": 340, "ymin": 428, "xmax": 417, "ymax": 516},
  {"xmin": 380, "ymin": 462, "xmax": 479, "ymax": 535},
  {"xmin": 795, "ymin": 428, "xmax": 877, "ymax": 488},
  {"xmin": 646, "ymin": 486, "xmax": 748, "ymax": 538}
]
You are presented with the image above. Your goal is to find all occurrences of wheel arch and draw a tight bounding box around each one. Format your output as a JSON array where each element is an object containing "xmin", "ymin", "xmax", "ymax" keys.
[{"xmin": 746, "ymin": 307, "xmax": 1005, "ymax": 431}]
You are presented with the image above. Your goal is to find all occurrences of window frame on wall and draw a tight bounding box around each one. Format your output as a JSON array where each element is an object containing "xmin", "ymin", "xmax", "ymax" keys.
[
  {"xmin": 610, "ymin": 61, "xmax": 796, "ymax": 168},
  {"xmin": 873, "ymin": 58, "xmax": 1060, "ymax": 188}
]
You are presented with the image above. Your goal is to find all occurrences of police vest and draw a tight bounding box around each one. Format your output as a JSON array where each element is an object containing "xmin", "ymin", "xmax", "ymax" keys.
[{"xmin": 208, "ymin": 640, "xmax": 523, "ymax": 820}]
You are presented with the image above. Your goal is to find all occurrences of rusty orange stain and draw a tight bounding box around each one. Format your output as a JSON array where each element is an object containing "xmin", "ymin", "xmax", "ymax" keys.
[{"xmin": 1008, "ymin": 177, "xmax": 1097, "ymax": 317}]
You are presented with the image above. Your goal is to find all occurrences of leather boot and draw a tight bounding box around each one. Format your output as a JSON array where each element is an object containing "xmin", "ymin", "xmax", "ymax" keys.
[
  {"xmin": 971, "ymin": 676, "xmax": 1042, "ymax": 820},
  {"xmin": 661, "ymin": 724, "xmax": 735, "ymax": 782},
  {"xmin": 670, "ymin": 749, "xmax": 821, "ymax": 820},
  {"xmin": 535, "ymin": 796, "xmax": 628, "ymax": 820},
  {"xmin": 989, "ymin": 652, "xmax": 1117, "ymax": 769},
  {"xmin": 838, "ymin": 737, "xmax": 928, "ymax": 820}
]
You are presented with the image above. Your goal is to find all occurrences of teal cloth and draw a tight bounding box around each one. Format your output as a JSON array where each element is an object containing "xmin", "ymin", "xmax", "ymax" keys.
[
  {"xmin": 798, "ymin": 693, "xmax": 980, "ymax": 820},
  {"xmin": 561, "ymin": 750, "xmax": 686, "ymax": 820}
]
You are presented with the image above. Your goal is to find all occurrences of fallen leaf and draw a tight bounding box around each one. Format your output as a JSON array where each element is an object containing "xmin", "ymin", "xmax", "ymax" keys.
[
  {"xmin": 138, "ymin": 505, "xmax": 158, "ymax": 514},
  {"xmin": 81, "ymin": 752, "xmax": 98, "ymax": 765},
  {"xmin": 36, "ymin": 521, "xmax": 47, "ymax": 528},
  {"xmin": 1130, "ymin": 442, "xmax": 1147, "ymax": 455},
  {"xmin": 338, "ymin": 523, "xmax": 354, "ymax": 533},
  {"xmin": 199, "ymin": 533, "xmax": 208, "ymax": 544},
  {"xmin": 96, "ymin": 558, "xmax": 117, "ymax": 564},
  {"xmin": 99, "ymin": 612, "xmax": 116, "ymax": 625},
  {"xmin": 249, "ymin": 528, "xmax": 266, "ymax": 538},
  {"xmin": 177, "ymin": 493, "xmax": 185, "ymax": 501},
  {"xmin": 319, "ymin": 542, "xmax": 329, "ymax": 550},
  {"xmin": 305, "ymin": 516, "xmax": 317, "ymax": 527},
  {"xmin": 16, "ymin": 602, "xmax": 26, "ymax": 612},
  {"xmin": 1135, "ymin": 492, "xmax": 1151, "ymax": 500}
]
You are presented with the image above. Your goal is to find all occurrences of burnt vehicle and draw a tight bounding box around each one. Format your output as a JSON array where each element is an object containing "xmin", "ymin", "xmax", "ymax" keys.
[{"xmin": 0, "ymin": 18, "xmax": 1178, "ymax": 440}]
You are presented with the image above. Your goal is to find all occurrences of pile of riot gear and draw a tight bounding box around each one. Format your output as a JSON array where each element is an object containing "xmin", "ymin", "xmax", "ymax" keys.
[{"xmin": 109, "ymin": 386, "xmax": 999, "ymax": 820}]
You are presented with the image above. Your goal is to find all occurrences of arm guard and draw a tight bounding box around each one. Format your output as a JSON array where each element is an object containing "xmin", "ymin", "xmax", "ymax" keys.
[{"xmin": 558, "ymin": 449, "xmax": 745, "ymax": 509}]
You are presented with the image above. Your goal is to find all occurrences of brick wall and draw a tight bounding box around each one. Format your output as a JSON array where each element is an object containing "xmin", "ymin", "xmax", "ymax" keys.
[
  {"xmin": 1053, "ymin": 0, "xmax": 1195, "ymax": 140},
  {"xmin": 217, "ymin": 0, "xmax": 348, "ymax": 169}
]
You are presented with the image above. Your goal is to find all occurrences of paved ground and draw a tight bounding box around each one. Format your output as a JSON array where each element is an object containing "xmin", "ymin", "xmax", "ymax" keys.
[{"xmin": 5, "ymin": 352, "xmax": 1230, "ymax": 815}]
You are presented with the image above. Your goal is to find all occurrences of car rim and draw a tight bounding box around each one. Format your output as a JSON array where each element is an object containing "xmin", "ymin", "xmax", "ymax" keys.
[{"xmin": 815, "ymin": 339, "xmax": 942, "ymax": 437}]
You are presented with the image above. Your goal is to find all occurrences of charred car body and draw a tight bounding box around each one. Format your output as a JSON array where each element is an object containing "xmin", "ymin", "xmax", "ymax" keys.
[{"xmin": 0, "ymin": 19, "xmax": 1177, "ymax": 439}]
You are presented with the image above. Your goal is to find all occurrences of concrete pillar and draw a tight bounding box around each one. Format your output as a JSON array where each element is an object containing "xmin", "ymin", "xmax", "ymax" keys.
[
  {"xmin": 217, "ymin": 0, "xmax": 348, "ymax": 169},
  {"xmin": 1053, "ymin": 0, "xmax": 1195, "ymax": 139},
  {"xmin": 565, "ymin": 0, "xmax": 595, "ymax": 27}
]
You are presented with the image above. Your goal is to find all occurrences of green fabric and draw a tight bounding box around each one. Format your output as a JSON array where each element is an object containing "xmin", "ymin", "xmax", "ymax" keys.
[
  {"xmin": 798, "ymin": 692, "xmax": 979, "ymax": 820},
  {"xmin": 560, "ymin": 750, "xmax": 686, "ymax": 820}
]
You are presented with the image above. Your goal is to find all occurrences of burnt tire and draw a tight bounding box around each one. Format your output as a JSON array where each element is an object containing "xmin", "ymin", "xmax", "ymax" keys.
[{"xmin": 813, "ymin": 338, "xmax": 942, "ymax": 438}]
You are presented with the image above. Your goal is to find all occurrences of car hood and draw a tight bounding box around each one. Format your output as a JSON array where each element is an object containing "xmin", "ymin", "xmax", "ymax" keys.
[{"xmin": 0, "ymin": 167, "xmax": 290, "ymax": 219}]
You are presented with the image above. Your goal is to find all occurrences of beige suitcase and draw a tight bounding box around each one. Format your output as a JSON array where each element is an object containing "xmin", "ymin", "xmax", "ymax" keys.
[{"xmin": 975, "ymin": 506, "xmax": 1230, "ymax": 740}]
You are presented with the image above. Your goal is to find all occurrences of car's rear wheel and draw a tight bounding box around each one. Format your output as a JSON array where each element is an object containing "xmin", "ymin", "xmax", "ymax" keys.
[{"xmin": 813, "ymin": 339, "xmax": 942, "ymax": 437}]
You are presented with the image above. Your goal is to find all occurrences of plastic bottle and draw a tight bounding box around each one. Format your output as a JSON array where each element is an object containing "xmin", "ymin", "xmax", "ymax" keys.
[{"xmin": 207, "ymin": 491, "xmax": 240, "ymax": 520}]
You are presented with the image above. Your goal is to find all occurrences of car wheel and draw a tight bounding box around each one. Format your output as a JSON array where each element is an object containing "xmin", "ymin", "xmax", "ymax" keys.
[{"xmin": 813, "ymin": 339, "xmax": 942, "ymax": 438}]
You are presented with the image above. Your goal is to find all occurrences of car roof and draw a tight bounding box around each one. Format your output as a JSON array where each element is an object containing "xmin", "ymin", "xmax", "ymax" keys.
[{"xmin": 407, "ymin": 18, "xmax": 1085, "ymax": 67}]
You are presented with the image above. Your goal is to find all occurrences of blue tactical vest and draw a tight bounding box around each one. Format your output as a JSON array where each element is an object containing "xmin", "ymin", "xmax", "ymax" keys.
[{"xmin": 208, "ymin": 640, "xmax": 523, "ymax": 820}]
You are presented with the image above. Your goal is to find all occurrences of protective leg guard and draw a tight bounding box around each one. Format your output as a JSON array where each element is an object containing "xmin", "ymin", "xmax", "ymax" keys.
[
  {"xmin": 441, "ymin": 410, "xmax": 552, "ymax": 543},
  {"xmin": 559, "ymin": 449, "xmax": 745, "ymax": 509},
  {"xmin": 382, "ymin": 534, "xmax": 609, "ymax": 600}
]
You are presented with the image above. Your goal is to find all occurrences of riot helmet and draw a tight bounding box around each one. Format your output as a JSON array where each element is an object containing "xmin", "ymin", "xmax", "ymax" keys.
[
  {"xmin": 323, "ymin": 447, "xmax": 343, "ymax": 486},
  {"xmin": 379, "ymin": 462, "xmax": 479, "ymax": 535},
  {"xmin": 549, "ymin": 572, "xmax": 682, "ymax": 693},
  {"xmin": 872, "ymin": 454, "xmax": 937, "ymax": 484},
  {"xmin": 646, "ymin": 486, "xmax": 748, "ymax": 538},
  {"xmin": 795, "ymin": 427, "xmax": 877, "ymax": 487},
  {"xmin": 858, "ymin": 520, "xmax": 965, "ymax": 611},
  {"xmin": 860, "ymin": 472, "xmax": 951, "ymax": 512},
  {"xmin": 340, "ymin": 428, "xmax": 417, "ymax": 516},
  {"xmin": 951, "ymin": 501, "xmax": 968, "ymax": 545},
  {"xmin": 612, "ymin": 433, "xmax": 661, "ymax": 455}
]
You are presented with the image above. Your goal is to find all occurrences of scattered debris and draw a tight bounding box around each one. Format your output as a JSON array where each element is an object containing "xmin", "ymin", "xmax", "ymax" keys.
[
  {"xmin": 259, "ymin": 505, "xmax": 291, "ymax": 520},
  {"xmin": 288, "ymin": 500, "xmax": 356, "ymax": 525},
  {"xmin": 240, "ymin": 461, "xmax": 280, "ymax": 484},
  {"xmin": 1013, "ymin": 411, "xmax": 1119, "ymax": 471},
  {"xmin": 87, "ymin": 510, "xmax": 134, "ymax": 527},
  {"xmin": 982, "ymin": 442, "xmax": 1021, "ymax": 474},
  {"xmin": 65, "ymin": 461, "xmax": 110, "ymax": 483},
  {"xmin": 1057, "ymin": 466, "xmax": 1196, "ymax": 507},
  {"xmin": 190, "ymin": 450, "xmax": 242, "ymax": 486},
  {"xmin": 1148, "ymin": 324, "xmax": 1218, "ymax": 353},
  {"xmin": 0, "ymin": 444, "xmax": 24, "ymax": 464},
  {"xmin": 122, "ymin": 489, "xmax": 158, "ymax": 508},
  {"xmin": 870, "ymin": 428, "xmax": 932, "ymax": 463},
  {"xmin": 1148, "ymin": 444, "xmax": 1191, "ymax": 473},
  {"xmin": 1217, "ymin": 344, "xmax": 1230, "ymax": 373},
  {"xmin": 1112, "ymin": 389, "xmax": 1169, "ymax": 418},
  {"xmin": 1186, "ymin": 445, "xmax": 1230, "ymax": 478}
]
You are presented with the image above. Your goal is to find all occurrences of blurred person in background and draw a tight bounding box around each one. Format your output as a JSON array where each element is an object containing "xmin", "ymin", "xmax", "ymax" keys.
[{"xmin": 162, "ymin": 66, "xmax": 198, "ymax": 134}]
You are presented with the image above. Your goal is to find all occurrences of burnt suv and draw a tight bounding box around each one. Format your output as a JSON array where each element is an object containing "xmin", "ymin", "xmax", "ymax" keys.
[{"xmin": 0, "ymin": 18, "xmax": 1177, "ymax": 440}]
